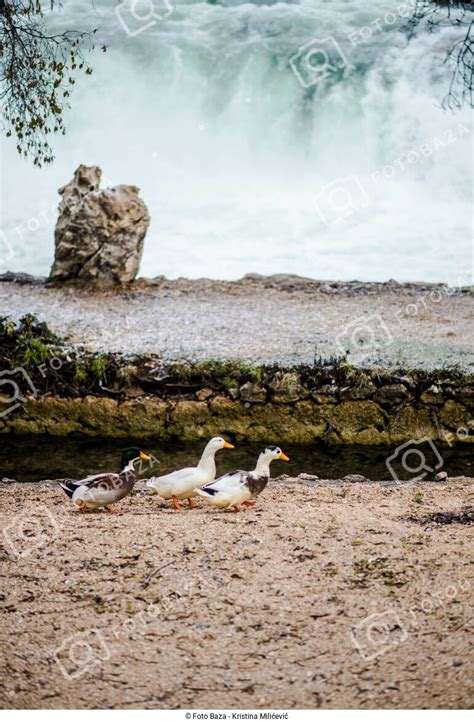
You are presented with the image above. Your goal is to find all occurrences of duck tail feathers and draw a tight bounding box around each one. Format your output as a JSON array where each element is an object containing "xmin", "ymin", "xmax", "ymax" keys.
[
  {"xmin": 58, "ymin": 480, "xmax": 78, "ymax": 499},
  {"xmin": 195, "ymin": 487, "xmax": 218, "ymax": 498},
  {"xmin": 145, "ymin": 479, "xmax": 159, "ymax": 494}
]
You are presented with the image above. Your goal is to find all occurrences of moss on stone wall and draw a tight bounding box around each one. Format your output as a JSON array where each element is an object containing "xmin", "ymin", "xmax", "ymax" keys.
[
  {"xmin": 0, "ymin": 315, "xmax": 472, "ymax": 444},
  {"xmin": 1, "ymin": 394, "xmax": 472, "ymax": 445}
]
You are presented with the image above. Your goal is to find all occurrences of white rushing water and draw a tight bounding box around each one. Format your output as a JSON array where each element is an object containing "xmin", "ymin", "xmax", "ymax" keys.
[{"xmin": 0, "ymin": 0, "xmax": 472, "ymax": 283}]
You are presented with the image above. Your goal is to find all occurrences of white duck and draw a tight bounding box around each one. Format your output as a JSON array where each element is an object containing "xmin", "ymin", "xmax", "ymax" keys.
[
  {"xmin": 146, "ymin": 436, "xmax": 234, "ymax": 510},
  {"xmin": 196, "ymin": 445, "xmax": 289, "ymax": 512}
]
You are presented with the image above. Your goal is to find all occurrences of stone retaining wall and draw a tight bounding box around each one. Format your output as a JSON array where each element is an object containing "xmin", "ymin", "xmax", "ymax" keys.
[
  {"xmin": 1, "ymin": 316, "xmax": 472, "ymax": 443},
  {"xmin": 1, "ymin": 365, "xmax": 472, "ymax": 444}
]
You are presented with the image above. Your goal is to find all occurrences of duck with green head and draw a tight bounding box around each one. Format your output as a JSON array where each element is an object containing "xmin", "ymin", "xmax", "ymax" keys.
[{"xmin": 58, "ymin": 447, "xmax": 151, "ymax": 513}]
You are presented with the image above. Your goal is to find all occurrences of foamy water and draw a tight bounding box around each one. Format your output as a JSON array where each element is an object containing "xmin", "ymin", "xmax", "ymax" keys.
[{"xmin": 0, "ymin": 0, "xmax": 472, "ymax": 284}]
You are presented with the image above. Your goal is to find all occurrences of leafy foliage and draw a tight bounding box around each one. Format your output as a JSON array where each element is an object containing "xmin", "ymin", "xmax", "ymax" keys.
[
  {"xmin": 0, "ymin": 313, "xmax": 61, "ymax": 368},
  {"xmin": 0, "ymin": 0, "xmax": 103, "ymax": 165}
]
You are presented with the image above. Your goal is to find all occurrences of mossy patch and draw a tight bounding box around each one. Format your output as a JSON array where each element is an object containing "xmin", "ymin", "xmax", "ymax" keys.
[
  {"xmin": 0, "ymin": 316, "xmax": 472, "ymax": 444},
  {"xmin": 351, "ymin": 557, "xmax": 408, "ymax": 588},
  {"xmin": 0, "ymin": 314, "xmax": 62, "ymax": 370}
]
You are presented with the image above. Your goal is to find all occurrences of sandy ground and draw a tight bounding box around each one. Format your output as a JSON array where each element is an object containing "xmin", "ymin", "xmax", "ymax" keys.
[
  {"xmin": 1, "ymin": 276, "xmax": 473, "ymax": 369},
  {"xmin": 0, "ymin": 476, "xmax": 473, "ymax": 710}
]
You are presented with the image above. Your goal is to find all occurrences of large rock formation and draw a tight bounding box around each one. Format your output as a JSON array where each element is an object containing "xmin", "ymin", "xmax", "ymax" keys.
[{"xmin": 49, "ymin": 165, "xmax": 150, "ymax": 285}]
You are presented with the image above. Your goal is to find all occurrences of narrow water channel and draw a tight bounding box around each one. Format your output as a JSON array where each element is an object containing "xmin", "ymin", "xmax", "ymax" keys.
[{"xmin": 1, "ymin": 436, "xmax": 472, "ymax": 483}]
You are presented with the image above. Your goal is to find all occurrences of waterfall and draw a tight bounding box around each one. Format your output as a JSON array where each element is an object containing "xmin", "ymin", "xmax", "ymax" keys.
[{"xmin": 1, "ymin": 0, "xmax": 472, "ymax": 283}]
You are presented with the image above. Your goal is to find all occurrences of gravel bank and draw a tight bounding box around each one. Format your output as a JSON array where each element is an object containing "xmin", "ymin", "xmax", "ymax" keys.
[
  {"xmin": 1, "ymin": 275, "xmax": 473, "ymax": 370},
  {"xmin": 0, "ymin": 476, "xmax": 473, "ymax": 709}
]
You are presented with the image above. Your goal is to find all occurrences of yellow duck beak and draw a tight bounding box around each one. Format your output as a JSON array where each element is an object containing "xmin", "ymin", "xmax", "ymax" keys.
[
  {"xmin": 140, "ymin": 451, "xmax": 151, "ymax": 461},
  {"xmin": 224, "ymin": 441, "xmax": 235, "ymax": 449},
  {"xmin": 279, "ymin": 452, "xmax": 290, "ymax": 461}
]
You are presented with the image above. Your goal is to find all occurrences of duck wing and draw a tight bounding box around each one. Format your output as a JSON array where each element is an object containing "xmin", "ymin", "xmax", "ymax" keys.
[
  {"xmin": 201, "ymin": 470, "xmax": 247, "ymax": 495},
  {"xmin": 59, "ymin": 473, "xmax": 123, "ymax": 499},
  {"xmin": 146, "ymin": 466, "xmax": 202, "ymax": 495}
]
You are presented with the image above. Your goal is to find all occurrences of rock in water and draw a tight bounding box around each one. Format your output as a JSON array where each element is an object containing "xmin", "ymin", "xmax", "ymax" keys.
[{"xmin": 49, "ymin": 165, "xmax": 150, "ymax": 285}]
